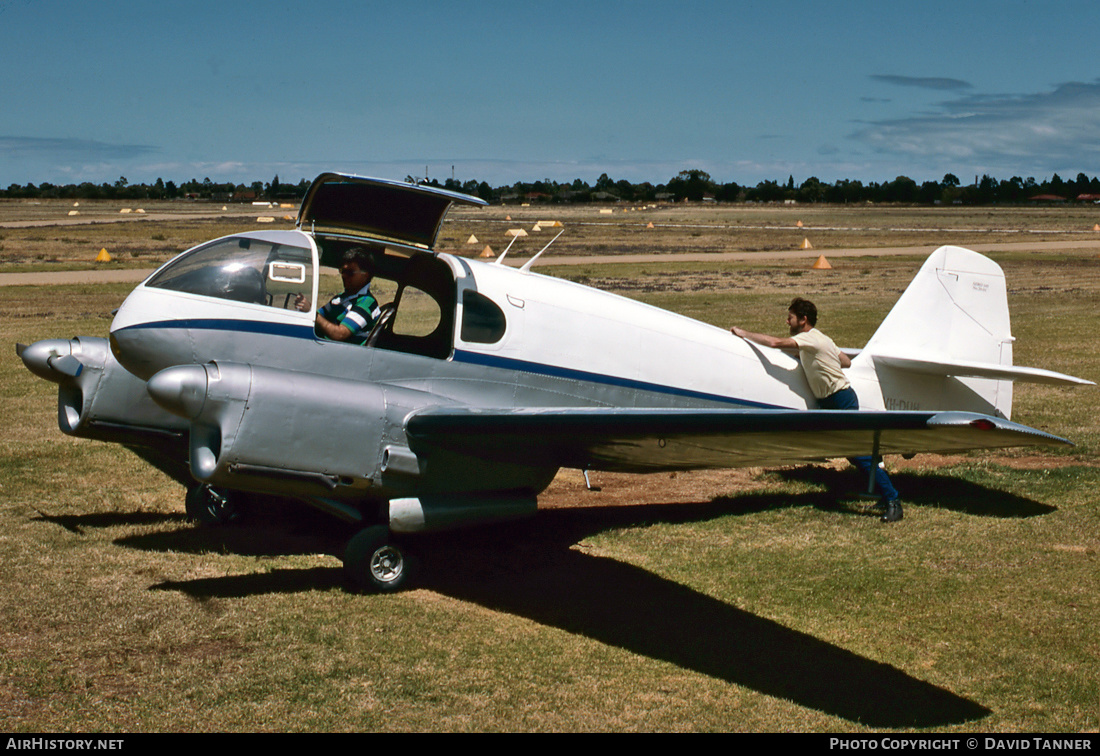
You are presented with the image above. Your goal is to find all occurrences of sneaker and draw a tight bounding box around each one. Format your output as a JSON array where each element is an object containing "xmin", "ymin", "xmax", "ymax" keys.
[{"xmin": 880, "ymin": 499, "xmax": 903, "ymax": 523}]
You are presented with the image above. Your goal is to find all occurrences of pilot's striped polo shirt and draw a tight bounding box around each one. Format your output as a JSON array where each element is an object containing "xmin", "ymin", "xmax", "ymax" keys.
[{"xmin": 318, "ymin": 284, "xmax": 382, "ymax": 345}]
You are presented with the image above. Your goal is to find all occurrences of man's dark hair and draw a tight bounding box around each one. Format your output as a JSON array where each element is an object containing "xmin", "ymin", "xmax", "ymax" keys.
[
  {"xmin": 342, "ymin": 245, "xmax": 378, "ymax": 272},
  {"xmin": 789, "ymin": 297, "xmax": 817, "ymax": 326}
]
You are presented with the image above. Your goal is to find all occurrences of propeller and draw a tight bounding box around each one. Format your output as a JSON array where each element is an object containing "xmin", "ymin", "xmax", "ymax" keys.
[{"xmin": 18, "ymin": 339, "xmax": 85, "ymax": 382}]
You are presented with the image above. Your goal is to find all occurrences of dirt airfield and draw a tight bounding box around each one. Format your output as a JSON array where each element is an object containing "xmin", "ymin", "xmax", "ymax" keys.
[{"xmin": 5, "ymin": 197, "xmax": 1100, "ymax": 283}]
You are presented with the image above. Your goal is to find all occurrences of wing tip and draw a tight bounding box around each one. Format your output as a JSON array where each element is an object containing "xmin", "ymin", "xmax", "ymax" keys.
[{"xmin": 928, "ymin": 411, "xmax": 1074, "ymax": 447}]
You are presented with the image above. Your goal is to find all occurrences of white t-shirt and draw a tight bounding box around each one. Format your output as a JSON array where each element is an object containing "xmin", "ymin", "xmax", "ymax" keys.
[{"xmin": 791, "ymin": 327, "xmax": 850, "ymax": 399}]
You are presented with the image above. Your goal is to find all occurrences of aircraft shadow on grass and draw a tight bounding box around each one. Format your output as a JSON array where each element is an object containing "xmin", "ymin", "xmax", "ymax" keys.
[
  {"xmin": 768, "ymin": 465, "xmax": 1057, "ymax": 518},
  {"xmin": 108, "ymin": 488, "xmax": 1007, "ymax": 728},
  {"xmin": 31, "ymin": 509, "xmax": 181, "ymax": 536}
]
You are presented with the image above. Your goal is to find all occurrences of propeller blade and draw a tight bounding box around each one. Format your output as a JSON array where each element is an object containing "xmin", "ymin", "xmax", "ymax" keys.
[{"xmin": 47, "ymin": 354, "xmax": 83, "ymax": 378}]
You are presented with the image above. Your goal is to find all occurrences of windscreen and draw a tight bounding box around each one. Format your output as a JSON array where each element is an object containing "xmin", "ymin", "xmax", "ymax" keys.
[{"xmin": 147, "ymin": 236, "xmax": 315, "ymax": 311}]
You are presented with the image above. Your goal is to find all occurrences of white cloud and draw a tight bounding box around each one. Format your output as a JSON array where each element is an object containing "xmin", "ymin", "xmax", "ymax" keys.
[
  {"xmin": 0, "ymin": 136, "xmax": 157, "ymax": 161},
  {"xmin": 871, "ymin": 75, "xmax": 972, "ymax": 91},
  {"xmin": 852, "ymin": 80, "xmax": 1100, "ymax": 176}
]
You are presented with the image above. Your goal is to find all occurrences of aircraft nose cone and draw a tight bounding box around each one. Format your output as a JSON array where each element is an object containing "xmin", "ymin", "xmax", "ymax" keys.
[
  {"xmin": 18, "ymin": 338, "xmax": 81, "ymax": 382},
  {"xmin": 147, "ymin": 364, "xmax": 209, "ymax": 419}
]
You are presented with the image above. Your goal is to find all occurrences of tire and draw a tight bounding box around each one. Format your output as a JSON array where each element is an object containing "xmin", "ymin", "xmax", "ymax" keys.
[
  {"xmin": 343, "ymin": 525, "xmax": 415, "ymax": 593},
  {"xmin": 185, "ymin": 484, "xmax": 240, "ymax": 526}
]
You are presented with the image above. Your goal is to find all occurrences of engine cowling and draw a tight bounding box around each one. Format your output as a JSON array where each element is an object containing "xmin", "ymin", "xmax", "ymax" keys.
[
  {"xmin": 20, "ymin": 336, "xmax": 187, "ymax": 446},
  {"xmin": 147, "ymin": 361, "xmax": 560, "ymax": 529},
  {"xmin": 148, "ymin": 361, "xmax": 405, "ymax": 499}
]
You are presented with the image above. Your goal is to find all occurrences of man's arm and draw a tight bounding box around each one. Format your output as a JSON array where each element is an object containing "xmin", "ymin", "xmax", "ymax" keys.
[
  {"xmin": 316, "ymin": 297, "xmax": 377, "ymax": 343},
  {"xmin": 731, "ymin": 326, "xmax": 799, "ymax": 352},
  {"xmin": 315, "ymin": 314, "xmax": 353, "ymax": 341}
]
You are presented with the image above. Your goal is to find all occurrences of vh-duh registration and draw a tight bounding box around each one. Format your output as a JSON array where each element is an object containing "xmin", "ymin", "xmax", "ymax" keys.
[{"xmin": 18, "ymin": 173, "xmax": 1093, "ymax": 591}]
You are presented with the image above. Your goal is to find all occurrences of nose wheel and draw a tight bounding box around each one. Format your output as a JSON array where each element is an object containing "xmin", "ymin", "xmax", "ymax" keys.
[
  {"xmin": 343, "ymin": 526, "xmax": 416, "ymax": 593},
  {"xmin": 185, "ymin": 484, "xmax": 240, "ymax": 525}
]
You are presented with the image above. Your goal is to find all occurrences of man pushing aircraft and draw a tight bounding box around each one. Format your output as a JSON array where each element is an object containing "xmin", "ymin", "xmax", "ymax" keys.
[{"xmin": 731, "ymin": 297, "xmax": 902, "ymax": 522}]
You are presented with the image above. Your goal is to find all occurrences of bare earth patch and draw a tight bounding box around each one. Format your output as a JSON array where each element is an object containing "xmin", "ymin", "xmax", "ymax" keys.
[{"xmin": 537, "ymin": 452, "xmax": 1082, "ymax": 512}]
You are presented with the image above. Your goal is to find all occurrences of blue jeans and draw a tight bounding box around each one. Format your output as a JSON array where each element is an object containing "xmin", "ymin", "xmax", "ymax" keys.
[{"xmin": 818, "ymin": 387, "xmax": 899, "ymax": 501}]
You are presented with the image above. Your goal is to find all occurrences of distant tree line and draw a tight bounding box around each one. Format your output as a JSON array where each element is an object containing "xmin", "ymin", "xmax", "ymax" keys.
[
  {"xmin": 0, "ymin": 175, "xmax": 313, "ymax": 203},
  {"xmin": 5, "ymin": 169, "xmax": 1100, "ymax": 205}
]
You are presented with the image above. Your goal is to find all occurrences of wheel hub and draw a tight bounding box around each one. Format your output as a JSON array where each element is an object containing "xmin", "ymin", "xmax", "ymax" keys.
[{"xmin": 370, "ymin": 546, "xmax": 403, "ymax": 583}]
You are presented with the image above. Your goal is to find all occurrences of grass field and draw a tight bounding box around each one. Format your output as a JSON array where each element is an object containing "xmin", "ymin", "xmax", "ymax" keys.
[{"xmin": 1, "ymin": 204, "xmax": 1098, "ymax": 732}]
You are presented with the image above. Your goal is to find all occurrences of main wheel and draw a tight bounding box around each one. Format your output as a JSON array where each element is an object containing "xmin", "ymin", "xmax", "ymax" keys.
[
  {"xmin": 344, "ymin": 526, "xmax": 415, "ymax": 593},
  {"xmin": 185, "ymin": 484, "xmax": 240, "ymax": 525}
]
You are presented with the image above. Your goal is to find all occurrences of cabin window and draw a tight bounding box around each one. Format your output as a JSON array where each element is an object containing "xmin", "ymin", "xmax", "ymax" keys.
[
  {"xmin": 460, "ymin": 290, "xmax": 506, "ymax": 344},
  {"xmin": 390, "ymin": 285, "xmax": 442, "ymax": 338},
  {"xmin": 147, "ymin": 236, "xmax": 314, "ymax": 311},
  {"xmin": 322, "ymin": 248, "xmax": 455, "ymax": 359}
]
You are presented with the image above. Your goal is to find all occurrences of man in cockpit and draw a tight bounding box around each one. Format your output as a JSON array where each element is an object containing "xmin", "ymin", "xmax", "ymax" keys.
[{"xmin": 295, "ymin": 246, "xmax": 382, "ymax": 345}]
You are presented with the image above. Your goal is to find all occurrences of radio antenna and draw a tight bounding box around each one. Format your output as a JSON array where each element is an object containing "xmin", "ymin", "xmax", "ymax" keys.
[
  {"xmin": 520, "ymin": 229, "xmax": 565, "ymax": 273},
  {"xmin": 493, "ymin": 233, "xmax": 522, "ymax": 265}
]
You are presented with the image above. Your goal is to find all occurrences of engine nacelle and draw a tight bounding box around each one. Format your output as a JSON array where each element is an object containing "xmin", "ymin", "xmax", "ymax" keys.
[
  {"xmin": 19, "ymin": 337, "xmax": 187, "ymax": 447},
  {"xmin": 147, "ymin": 361, "xmax": 560, "ymax": 511},
  {"xmin": 148, "ymin": 361, "xmax": 411, "ymax": 499}
]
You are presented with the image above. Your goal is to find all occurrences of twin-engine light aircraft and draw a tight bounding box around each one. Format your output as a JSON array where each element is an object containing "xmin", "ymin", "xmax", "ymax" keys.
[{"xmin": 19, "ymin": 173, "xmax": 1092, "ymax": 592}]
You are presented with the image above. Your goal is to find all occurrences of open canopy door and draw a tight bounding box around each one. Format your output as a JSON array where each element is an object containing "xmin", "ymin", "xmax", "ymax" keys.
[{"xmin": 297, "ymin": 172, "xmax": 487, "ymax": 250}]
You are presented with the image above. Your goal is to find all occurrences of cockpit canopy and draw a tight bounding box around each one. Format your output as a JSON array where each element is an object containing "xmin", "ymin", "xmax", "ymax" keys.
[
  {"xmin": 146, "ymin": 230, "xmax": 313, "ymax": 312},
  {"xmin": 137, "ymin": 176, "xmax": 502, "ymax": 362}
]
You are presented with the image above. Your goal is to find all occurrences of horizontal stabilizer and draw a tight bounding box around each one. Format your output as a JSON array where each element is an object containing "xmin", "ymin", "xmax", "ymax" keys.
[
  {"xmin": 406, "ymin": 406, "xmax": 1072, "ymax": 474},
  {"xmin": 873, "ymin": 352, "xmax": 1093, "ymax": 386}
]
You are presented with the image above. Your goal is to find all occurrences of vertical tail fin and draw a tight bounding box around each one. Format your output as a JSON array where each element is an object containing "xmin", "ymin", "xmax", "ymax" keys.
[{"xmin": 850, "ymin": 246, "xmax": 1016, "ymax": 417}]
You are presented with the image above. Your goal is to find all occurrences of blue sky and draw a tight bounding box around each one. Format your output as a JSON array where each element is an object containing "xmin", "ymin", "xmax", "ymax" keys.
[{"xmin": 3, "ymin": 0, "xmax": 1100, "ymax": 188}]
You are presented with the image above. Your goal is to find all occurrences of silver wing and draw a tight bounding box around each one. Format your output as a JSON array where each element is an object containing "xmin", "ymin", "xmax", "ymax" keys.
[{"xmin": 406, "ymin": 407, "xmax": 1071, "ymax": 473}]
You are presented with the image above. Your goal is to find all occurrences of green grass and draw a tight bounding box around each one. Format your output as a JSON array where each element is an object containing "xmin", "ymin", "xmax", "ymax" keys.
[{"xmin": 1, "ymin": 214, "xmax": 1098, "ymax": 731}]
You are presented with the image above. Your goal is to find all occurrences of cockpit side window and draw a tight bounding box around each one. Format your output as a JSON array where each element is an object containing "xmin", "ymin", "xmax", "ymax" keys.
[
  {"xmin": 147, "ymin": 236, "xmax": 314, "ymax": 311},
  {"xmin": 460, "ymin": 290, "xmax": 506, "ymax": 344},
  {"xmin": 365, "ymin": 252, "xmax": 456, "ymax": 359},
  {"xmin": 391, "ymin": 285, "xmax": 442, "ymax": 337}
]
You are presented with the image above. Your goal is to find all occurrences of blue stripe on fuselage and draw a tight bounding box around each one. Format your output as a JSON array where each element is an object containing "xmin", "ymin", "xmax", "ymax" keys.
[
  {"xmin": 113, "ymin": 318, "xmax": 315, "ymax": 340},
  {"xmin": 113, "ymin": 319, "xmax": 778, "ymax": 409},
  {"xmin": 452, "ymin": 349, "xmax": 778, "ymax": 409}
]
